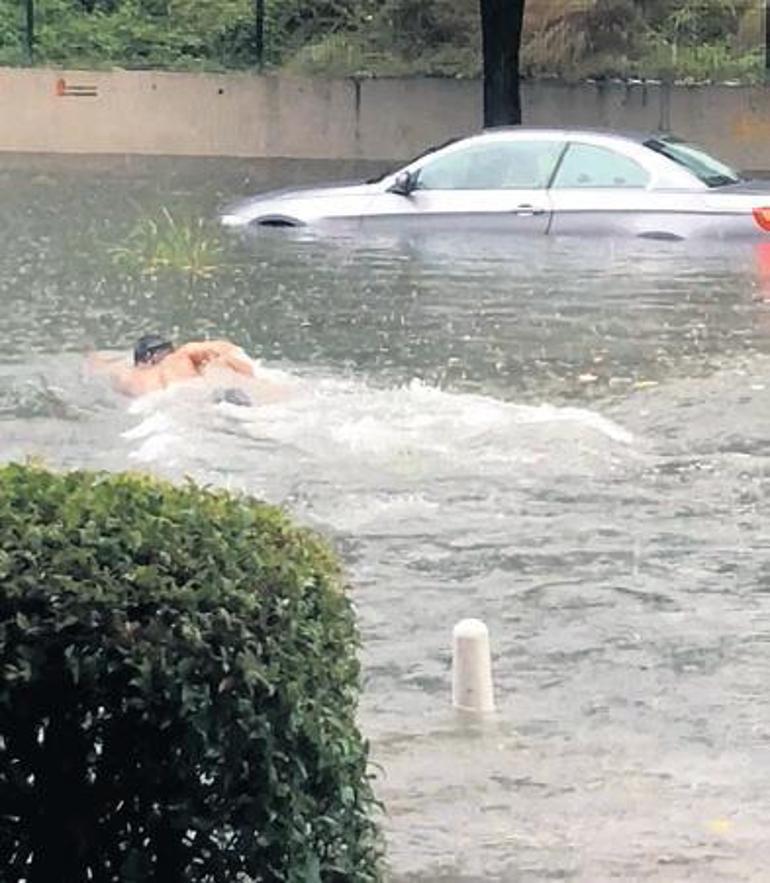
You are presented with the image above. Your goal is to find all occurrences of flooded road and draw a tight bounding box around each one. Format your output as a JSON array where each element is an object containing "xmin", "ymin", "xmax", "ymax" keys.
[{"xmin": 2, "ymin": 155, "xmax": 770, "ymax": 881}]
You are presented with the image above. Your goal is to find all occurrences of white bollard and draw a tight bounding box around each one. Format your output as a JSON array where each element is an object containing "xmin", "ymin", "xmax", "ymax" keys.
[{"xmin": 452, "ymin": 618, "xmax": 495, "ymax": 714}]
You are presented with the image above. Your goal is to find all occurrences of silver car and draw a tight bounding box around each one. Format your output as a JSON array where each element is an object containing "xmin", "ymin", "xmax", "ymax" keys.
[{"xmin": 220, "ymin": 128, "xmax": 770, "ymax": 240}]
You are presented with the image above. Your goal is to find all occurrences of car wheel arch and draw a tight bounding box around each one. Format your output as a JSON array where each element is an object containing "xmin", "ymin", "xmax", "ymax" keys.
[{"xmin": 252, "ymin": 214, "xmax": 304, "ymax": 228}]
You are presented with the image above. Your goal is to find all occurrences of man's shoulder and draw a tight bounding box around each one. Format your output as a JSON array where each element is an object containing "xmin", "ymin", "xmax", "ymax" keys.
[
  {"xmin": 114, "ymin": 367, "xmax": 160, "ymax": 396},
  {"xmin": 176, "ymin": 339, "xmax": 233, "ymax": 353},
  {"xmin": 205, "ymin": 339, "xmax": 240, "ymax": 353}
]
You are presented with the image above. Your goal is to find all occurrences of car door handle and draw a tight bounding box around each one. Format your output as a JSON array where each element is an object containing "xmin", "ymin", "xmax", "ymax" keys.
[{"xmin": 513, "ymin": 204, "xmax": 547, "ymax": 216}]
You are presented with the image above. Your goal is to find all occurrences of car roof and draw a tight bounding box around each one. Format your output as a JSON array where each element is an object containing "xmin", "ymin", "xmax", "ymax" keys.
[
  {"xmin": 477, "ymin": 125, "xmax": 662, "ymax": 144},
  {"xmin": 401, "ymin": 128, "xmax": 670, "ymax": 170},
  {"xmin": 394, "ymin": 126, "xmax": 702, "ymax": 191}
]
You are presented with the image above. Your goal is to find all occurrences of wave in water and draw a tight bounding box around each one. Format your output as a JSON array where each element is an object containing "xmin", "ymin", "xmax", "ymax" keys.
[{"xmin": 121, "ymin": 368, "xmax": 635, "ymax": 482}]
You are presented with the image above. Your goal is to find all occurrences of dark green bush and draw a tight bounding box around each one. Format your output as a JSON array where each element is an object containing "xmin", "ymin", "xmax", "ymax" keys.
[{"xmin": 0, "ymin": 462, "xmax": 382, "ymax": 883}]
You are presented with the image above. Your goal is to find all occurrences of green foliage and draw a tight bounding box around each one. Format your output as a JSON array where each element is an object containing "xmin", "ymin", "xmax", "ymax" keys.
[
  {"xmin": 110, "ymin": 208, "xmax": 225, "ymax": 279},
  {"xmin": 521, "ymin": 0, "xmax": 761, "ymax": 83},
  {"xmin": 640, "ymin": 34, "xmax": 763, "ymax": 83},
  {"xmin": 0, "ymin": 0, "xmax": 761, "ymax": 81},
  {"xmin": 258, "ymin": 0, "xmax": 763, "ymax": 81},
  {"xmin": 0, "ymin": 462, "xmax": 383, "ymax": 883},
  {"xmin": 276, "ymin": 0, "xmax": 480, "ymax": 77},
  {"xmin": 2, "ymin": 0, "xmax": 261, "ymax": 69}
]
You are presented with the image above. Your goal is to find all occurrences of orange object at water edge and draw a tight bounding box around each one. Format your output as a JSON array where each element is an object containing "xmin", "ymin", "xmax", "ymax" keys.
[
  {"xmin": 753, "ymin": 240, "xmax": 770, "ymax": 301},
  {"xmin": 753, "ymin": 207, "xmax": 770, "ymax": 232}
]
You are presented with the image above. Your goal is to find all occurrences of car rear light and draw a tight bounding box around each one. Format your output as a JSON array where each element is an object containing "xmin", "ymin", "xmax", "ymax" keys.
[{"xmin": 753, "ymin": 208, "xmax": 770, "ymax": 231}]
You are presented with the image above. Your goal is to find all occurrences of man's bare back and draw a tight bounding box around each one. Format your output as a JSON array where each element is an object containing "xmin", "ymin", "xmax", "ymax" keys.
[{"xmin": 90, "ymin": 335, "xmax": 288, "ymax": 403}]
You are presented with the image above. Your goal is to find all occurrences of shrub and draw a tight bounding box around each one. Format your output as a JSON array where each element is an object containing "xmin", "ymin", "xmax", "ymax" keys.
[{"xmin": 0, "ymin": 463, "xmax": 382, "ymax": 883}]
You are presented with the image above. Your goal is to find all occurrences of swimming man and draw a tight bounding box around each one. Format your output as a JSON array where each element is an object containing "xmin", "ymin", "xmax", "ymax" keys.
[{"xmin": 90, "ymin": 334, "xmax": 285, "ymax": 403}]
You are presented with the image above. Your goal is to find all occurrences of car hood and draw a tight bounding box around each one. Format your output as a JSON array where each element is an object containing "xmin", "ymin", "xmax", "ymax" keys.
[{"xmin": 263, "ymin": 181, "xmax": 377, "ymax": 201}]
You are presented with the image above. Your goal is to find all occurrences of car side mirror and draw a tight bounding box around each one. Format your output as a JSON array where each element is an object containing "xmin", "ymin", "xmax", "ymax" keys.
[{"xmin": 387, "ymin": 170, "xmax": 416, "ymax": 196}]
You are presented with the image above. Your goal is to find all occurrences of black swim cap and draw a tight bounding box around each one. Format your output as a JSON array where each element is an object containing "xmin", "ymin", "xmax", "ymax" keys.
[{"xmin": 134, "ymin": 334, "xmax": 174, "ymax": 365}]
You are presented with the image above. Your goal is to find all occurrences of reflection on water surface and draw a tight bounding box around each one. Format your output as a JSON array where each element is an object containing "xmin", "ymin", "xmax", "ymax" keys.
[{"xmin": 2, "ymin": 155, "xmax": 770, "ymax": 881}]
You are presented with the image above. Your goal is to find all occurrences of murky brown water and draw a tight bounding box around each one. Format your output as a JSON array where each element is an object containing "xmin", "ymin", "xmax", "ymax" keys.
[{"xmin": 2, "ymin": 154, "xmax": 770, "ymax": 881}]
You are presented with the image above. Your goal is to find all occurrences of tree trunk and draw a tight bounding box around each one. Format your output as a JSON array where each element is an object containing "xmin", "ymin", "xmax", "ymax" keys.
[{"xmin": 479, "ymin": 0, "xmax": 526, "ymax": 127}]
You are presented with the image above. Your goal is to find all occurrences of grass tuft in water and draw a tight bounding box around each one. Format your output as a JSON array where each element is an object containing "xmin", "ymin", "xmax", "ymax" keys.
[{"xmin": 110, "ymin": 207, "xmax": 224, "ymax": 279}]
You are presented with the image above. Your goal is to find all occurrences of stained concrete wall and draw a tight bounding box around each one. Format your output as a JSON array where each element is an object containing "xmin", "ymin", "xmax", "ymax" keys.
[
  {"xmin": 523, "ymin": 81, "xmax": 770, "ymax": 172},
  {"xmin": 2, "ymin": 67, "xmax": 770, "ymax": 170}
]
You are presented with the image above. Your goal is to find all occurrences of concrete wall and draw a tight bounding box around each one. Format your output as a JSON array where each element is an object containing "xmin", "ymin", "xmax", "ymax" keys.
[
  {"xmin": 2, "ymin": 67, "xmax": 770, "ymax": 170},
  {"xmin": 524, "ymin": 81, "xmax": 770, "ymax": 172}
]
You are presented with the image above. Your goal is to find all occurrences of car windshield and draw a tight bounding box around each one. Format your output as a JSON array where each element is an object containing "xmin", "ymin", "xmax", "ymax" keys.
[
  {"xmin": 365, "ymin": 138, "xmax": 462, "ymax": 185},
  {"xmin": 644, "ymin": 136, "xmax": 742, "ymax": 188}
]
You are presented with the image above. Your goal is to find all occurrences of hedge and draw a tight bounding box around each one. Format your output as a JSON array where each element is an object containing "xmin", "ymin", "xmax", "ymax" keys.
[{"xmin": 0, "ymin": 462, "xmax": 382, "ymax": 883}]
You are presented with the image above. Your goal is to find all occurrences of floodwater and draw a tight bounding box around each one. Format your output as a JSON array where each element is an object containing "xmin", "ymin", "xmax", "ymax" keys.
[{"xmin": 2, "ymin": 154, "xmax": 770, "ymax": 881}]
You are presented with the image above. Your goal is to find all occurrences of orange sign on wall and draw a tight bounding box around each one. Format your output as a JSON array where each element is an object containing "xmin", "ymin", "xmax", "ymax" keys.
[{"xmin": 55, "ymin": 77, "xmax": 98, "ymax": 98}]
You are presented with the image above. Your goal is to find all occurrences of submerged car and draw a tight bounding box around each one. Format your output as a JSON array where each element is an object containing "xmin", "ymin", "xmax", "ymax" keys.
[{"xmin": 220, "ymin": 128, "xmax": 770, "ymax": 240}]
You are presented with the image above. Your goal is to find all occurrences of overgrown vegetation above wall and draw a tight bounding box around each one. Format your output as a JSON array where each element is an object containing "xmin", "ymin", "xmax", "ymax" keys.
[
  {"xmin": 0, "ymin": 0, "xmax": 763, "ymax": 82},
  {"xmin": 524, "ymin": 0, "xmax": 762, "ymax": 83}
]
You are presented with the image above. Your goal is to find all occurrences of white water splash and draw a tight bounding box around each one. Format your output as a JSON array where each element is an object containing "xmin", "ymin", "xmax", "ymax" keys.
[{"xmin": 119, "ymin": 367, "xmax": 634, "ymax": 481}]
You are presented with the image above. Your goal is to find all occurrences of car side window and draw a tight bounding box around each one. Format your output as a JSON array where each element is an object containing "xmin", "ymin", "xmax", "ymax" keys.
[
  {"xmin": 415, "ymin": 140, "xmax": 564, "ymax": 191},
  {"xmin": 552, "ymin": 143, "xmax": 650, "ymax": 189}
]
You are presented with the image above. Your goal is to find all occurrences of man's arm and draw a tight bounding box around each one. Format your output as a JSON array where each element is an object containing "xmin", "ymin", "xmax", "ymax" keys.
[
  {"xmin": 111, "ymin": 369, "xmax": 158, "ymax": 397},
  {"xmin": 87, "ymin": 350, "xmax": 170, "ymax": 397},
  {"xmin": 86, "ymin": 351, "xmax": 126, "ymax": 372},
  {"xmin": 175, "ymin": 341, "xmax": 255, "ymax": 377},
  {"xmin": 86, "ymin": 351, "xmax": 134, "ymax": 389}
]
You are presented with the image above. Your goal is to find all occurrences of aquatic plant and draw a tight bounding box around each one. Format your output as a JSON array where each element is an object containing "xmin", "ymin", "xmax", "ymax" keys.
[{"xmin": 110, "ymin": 207, "xmax": 225, "ymax": 279}]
